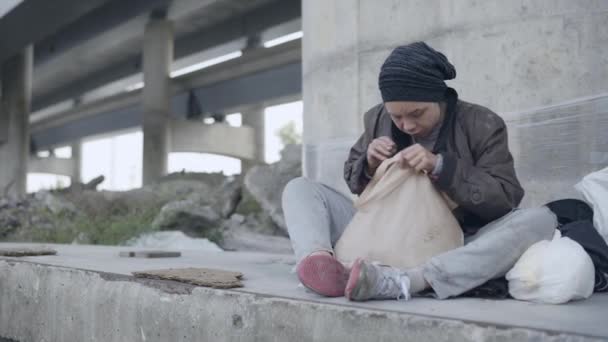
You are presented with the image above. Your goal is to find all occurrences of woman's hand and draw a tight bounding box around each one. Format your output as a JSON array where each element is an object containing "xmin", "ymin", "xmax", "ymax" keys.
[
  {"xmin": 366, "ymin": 136, "xmax": 397, "ymax": 173},
  {"xmin": 399, "ymin": 143, "xmax": 438, "ymax": 174}
]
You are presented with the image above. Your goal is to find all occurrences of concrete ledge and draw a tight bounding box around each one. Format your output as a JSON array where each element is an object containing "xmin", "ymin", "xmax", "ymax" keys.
[
  {"xmin": 170, "ymin": 120, "xmax": 255, "ymax": 160},
  {"xmin": 0, "ymin": 261, "xmax": 599, "ymax": 342},
  {"xmin": 0, "ymin": 244, "xmax": 606, "ymax": 342},
  {"xmin": 28, "ymin": 156, "xmax": 76, "ymax": 177}
]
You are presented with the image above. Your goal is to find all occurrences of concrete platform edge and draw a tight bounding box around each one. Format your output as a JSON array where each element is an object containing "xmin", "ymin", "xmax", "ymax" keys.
[{"xmin": 0, "ymin": 260, "xmax": 603, "ymax": 342}]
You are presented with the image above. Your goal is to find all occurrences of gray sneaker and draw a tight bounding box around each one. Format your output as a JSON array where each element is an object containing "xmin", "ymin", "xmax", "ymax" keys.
[{"xmin": 345, "ymin": 258, "xmax": 411, "ymax": 301}]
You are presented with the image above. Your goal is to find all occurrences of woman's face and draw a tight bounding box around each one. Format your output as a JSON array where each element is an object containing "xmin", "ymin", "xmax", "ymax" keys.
[{"xmin": 384, "ymin": 101, "xmax": 442, "ymax": 138}]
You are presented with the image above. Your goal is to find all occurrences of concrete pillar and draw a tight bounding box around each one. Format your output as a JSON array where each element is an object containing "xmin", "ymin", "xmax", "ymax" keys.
[
  {"xmin": 302, "ymin": 0, "xmax": 608, "ymax": 197},
  {"xmin": 241, "ymin": 36, "xmax": 266, "ymax": 173},
  {"xmin": 142, "ymin": 17, "xmax": 173, "ymax": 185},
  {"xmin": 241, "ymin": 105, "xmax": 266, "ymax": 172},
  {"xmin": 71, "ymin": 141, "xmax": 81, "ymax": 183},
  {"xmin": 0, "ymin": 46, "xmax": 33, "ymax": 198}
]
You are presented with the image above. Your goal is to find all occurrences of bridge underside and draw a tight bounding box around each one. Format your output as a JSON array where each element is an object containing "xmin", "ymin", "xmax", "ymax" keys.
[{"xmin": 0, "ymin": 0, "xmax": 302, "ymax": 194}]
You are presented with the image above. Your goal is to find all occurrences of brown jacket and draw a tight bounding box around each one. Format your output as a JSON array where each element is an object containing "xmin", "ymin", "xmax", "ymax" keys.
[{"xmin": 343, "ymin": 89, "xmax": 524, "ymax": 234}]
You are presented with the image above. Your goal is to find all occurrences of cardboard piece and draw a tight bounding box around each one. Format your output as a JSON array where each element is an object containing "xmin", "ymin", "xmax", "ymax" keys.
[{"xmin": 133, "ymin": 267, "xmax": 244, "ymax": 289}]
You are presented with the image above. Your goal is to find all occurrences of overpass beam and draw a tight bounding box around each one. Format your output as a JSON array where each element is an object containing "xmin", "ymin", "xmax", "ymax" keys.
[
  {"xmin": 241, "ymin": 105, "xmax": 266, "ymax": 172},
  {"xmin": 0, "ymin": 46, "xmax": 33, "ymax": 198},
  {"xmin": 28, "ymin": 156, "xmax": 76, "ymax": 178},
  {"xmin": 142, "ymin": 17, "xmax": 173, "ymax": 185},
  {"xmin": 170, "ymin": 119, "xmax": 255, "ymax": 160}
]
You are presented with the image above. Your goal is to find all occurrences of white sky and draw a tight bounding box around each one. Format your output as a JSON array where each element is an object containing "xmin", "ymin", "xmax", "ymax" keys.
[
  {"xmin": 27, "ymin": 101, "xmax": 303, "ymax": 192},
  {"xmin": 0, "ymin": 0, "xmax": 22, "ymax": 18},
  {"xmin": 265, "ymin": 101, "xmax": 303, "ymax": 163}
]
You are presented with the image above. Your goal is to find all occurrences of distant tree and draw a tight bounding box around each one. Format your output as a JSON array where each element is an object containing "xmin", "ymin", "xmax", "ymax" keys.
[
  {"xmin": 54, "ymin": 178, "xmax": 67, "ymax": 190},
  {"xmin": 276, "ymin": 121, "xmax": 302, "ymax": 145}
]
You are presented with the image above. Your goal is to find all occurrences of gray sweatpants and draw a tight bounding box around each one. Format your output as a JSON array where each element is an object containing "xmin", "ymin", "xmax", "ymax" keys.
[{"xmin": 282, "ymin": 177, "xmax": 557, "ymax": 299}]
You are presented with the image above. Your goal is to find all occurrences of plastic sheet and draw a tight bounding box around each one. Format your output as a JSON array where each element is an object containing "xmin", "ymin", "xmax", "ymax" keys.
[{"xmin": 503, "ymin": 94, "xmax": 608, "ymax": 207}]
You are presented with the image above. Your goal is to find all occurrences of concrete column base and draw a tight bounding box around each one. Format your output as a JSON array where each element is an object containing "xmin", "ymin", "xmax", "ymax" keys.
[
  {"xmin": 241, "ymin": 105, "xmax": 266, "ymax": 173},
  {"xmin": 0, "ymin": 47, "xmax": 33, "ymax": 198}
]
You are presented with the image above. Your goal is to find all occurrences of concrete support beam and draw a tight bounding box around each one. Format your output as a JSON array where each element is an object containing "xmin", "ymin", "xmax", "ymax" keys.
[
  {"xmin": 0, "ymin": 97, "xmax": 7, "ymax": 144},
  {"xmin": 32, "ymin": 0, "xmax": 301, "ymax": 110},
  {"xmin": 28, "ymin": 157, "xmax": 76, "ymax": 178},
  {"xmin": 170, "ymin": 119, "xmax": 255, "ymax": 160},
  {"xmin": 30, "ymin": 41, "xmax": 301, "ymax": 151},
  {"xmin": 142, "ymin": 18, "xmax": 173, "ymax": 185},
  {"xmin": 241, "ymin": 105, "xmax": 266, "ymax": 172},
  {"xmin": 0, "ymin": 47, "xmax": 33, "ymax": 198},
  {"xmin": 71, "ymin": 141, "xmax": 82, "ymax": 182},
  {"xmin": 0, "ymin": 0, "xmax": 114, "ymax": 64},
  {"xmin": 302, "ymin": 1, "xmax": 362, "ymax": 194}
]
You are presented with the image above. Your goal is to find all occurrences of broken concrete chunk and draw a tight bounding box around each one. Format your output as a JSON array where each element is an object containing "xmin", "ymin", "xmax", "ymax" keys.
[
  {"xmin": 243, "ymin": 144, "xmax": 302, "ymax": 233},
  {"xmin": 0, "ymin": 247, "xmax": 57, "ymax": 257},
  {"xmin": 119, "ymin": 250, "xmax": 181, "ymax": 258},
  {"xmin": 152, "ymin": 200, "xmax": 222, "ymax": 234},
  {"xmin": 219, "ymin": 216, "xmax": 293, "ymax": 254}
]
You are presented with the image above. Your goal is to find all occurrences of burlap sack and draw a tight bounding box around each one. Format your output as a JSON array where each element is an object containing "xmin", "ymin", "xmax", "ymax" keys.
[{"xmin": 335, "ymin": 155, "xmax": 463, "ymax": 269}]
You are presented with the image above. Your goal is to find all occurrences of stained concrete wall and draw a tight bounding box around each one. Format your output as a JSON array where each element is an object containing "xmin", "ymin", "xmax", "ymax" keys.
[{"xmin": 302, "ymin": 0, "xmax": 608, "ymax": 200}]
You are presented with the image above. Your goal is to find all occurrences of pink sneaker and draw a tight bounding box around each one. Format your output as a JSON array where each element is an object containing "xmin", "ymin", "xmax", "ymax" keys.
[{"xmin": 296, "ymin": 253, "xmax": 349, "ymax": 297}]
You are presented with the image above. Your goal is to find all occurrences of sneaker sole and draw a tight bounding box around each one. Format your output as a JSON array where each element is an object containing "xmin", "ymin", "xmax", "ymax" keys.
[
  {"xmin": 297, "ymin": 254, "xmax": 348, "ymax": 297},
  {"xmin": 345, "ymin": 258, "xmax": 369, "ymax": 301}
]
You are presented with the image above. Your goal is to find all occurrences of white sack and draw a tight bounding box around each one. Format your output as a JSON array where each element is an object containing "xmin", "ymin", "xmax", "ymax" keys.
[
  {"xmin": 575, "ymin": 166, "xmax": 608, "ymax": 243},
  {"xmin": 506, "ymin": 231, "xmax": 595, "ymax": 304}
]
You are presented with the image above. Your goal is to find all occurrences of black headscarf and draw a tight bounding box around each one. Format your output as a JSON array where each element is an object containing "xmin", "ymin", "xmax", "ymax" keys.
[{"xmin": 379, "ymin": 42, "xmax": 456, "ymax": 102}]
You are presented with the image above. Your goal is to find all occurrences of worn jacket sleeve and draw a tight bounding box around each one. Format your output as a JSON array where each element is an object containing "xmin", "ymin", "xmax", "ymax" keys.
[
  {"xmin": 343, "ymin": 106, "xmax": 380, "ymax": 195},
  {"xmin": 434, "ymin": 114, "xmax": 524, "ymax": 222}
]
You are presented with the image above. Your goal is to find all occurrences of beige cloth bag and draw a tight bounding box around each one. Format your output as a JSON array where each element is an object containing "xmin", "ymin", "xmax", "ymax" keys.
[{"xmin": 335, "ymin": 155, "xmax": 463, "ymax": 269}]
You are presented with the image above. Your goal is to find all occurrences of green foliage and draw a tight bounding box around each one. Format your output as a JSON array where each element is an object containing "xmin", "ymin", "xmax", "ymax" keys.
[
  {"xmin": 27, "ymin": 206, "xmax": 161, "ymax": 245},
  {"xmin": 234, "ymin": 189, "xmax": 262, "ymax": 216},
  {"xmin": 205, "ymin": 228, "xmax": 224, "ymax": 245},
  {"xmin": 276, "ymin": 121, "xmax": 302, "ymax": 146},
  {"xmin": 54, "ymin": 179, "xmax": 67, "ymax": 190}
]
